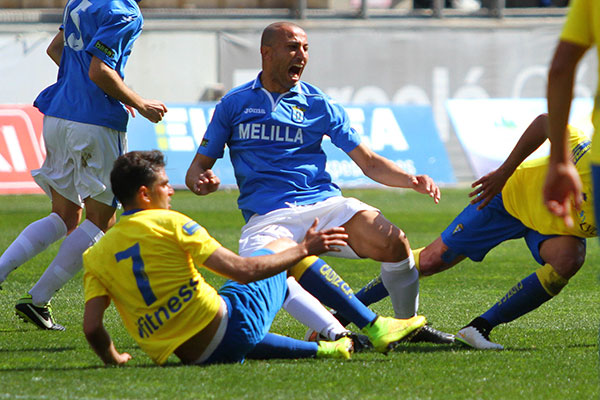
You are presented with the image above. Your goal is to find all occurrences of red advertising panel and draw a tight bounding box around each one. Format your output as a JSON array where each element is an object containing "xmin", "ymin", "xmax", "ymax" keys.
[{"xmin": 0, "ymin": 105, "xmax": 45, "ymax": 194}]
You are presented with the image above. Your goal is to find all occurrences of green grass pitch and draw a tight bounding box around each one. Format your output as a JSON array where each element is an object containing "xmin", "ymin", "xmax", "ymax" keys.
[{"xmin": 0, "ymin": 188, "xmax": 598, "ymax": 399}]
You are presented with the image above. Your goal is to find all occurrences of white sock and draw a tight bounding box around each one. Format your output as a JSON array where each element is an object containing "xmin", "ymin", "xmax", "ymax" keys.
[
  {"xmin": 29, "ymin": 219, "xmax": 103, "ymax": 306},
  {"xmin": 0, "ymin": 213, "xmax": 67, "ymax": 283},
  {"xmin": 283, "ymin": 277, "xmax": 347, "ymax": 340},
  {"xmin": 380, "ymin": 253, "xmax": 419, "ymax": 319}
]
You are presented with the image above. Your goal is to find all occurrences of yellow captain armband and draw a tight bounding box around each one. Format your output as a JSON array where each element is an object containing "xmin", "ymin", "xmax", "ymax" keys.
[
  {"xmin": 289, "ymin": 256, "xmax": 319, "ymax": 280},
  {"xmin": 535, "ymin": 264, "xmax": 568, "ymax": 296}
]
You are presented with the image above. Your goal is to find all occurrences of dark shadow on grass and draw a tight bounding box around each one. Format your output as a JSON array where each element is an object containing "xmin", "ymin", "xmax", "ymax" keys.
[
  {"xmin": 0, "ymin": 363, "xmax": 162, "ymax": 372},
  {"xmin": 0, "ymin": 346, "xmax": 76, "ymax": 353},
  {"xmin": 394, "ymin": 343, "xmax": 464, "ymax": 353},
  {"xmin": 501, "ymin": 342, "xmax": 597, "ymax": 352},
  {"xmin": 0, "ymin": 327, "xmax": 41, "ymax": 333}
]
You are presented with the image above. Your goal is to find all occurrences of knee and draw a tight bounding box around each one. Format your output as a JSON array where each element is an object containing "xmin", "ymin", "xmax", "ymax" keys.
[
  {"xmin": 373, "ymin": 231, "xmax": 410, "ymax": 261},
  {"xmin": 550, "ymin": 255, "xmax": 585, "ymax": 280}
]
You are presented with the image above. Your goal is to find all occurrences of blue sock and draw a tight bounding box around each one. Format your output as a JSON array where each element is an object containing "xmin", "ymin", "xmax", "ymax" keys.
[
  {"xmin": 355, "ymin": 274, "xmax": 389, "ymax": 306},
  {"xmin": 480, "ymin": 272, "xmax": 552, "ymax": 328},
  {"xmin": 298, "ymin": 258, "xmax": 376, "ymax": 329},
  {"xmin": 246, "ymin": 333, "xmax": 318, "ymax": 359}
]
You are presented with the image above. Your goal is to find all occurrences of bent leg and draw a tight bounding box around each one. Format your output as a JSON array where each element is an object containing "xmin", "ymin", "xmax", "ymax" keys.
[
  {"xmin": 474, "ymin": 236, "xmax": 584, "ymax": 332},
  {"xmin": 290, "ymin": 256, "xmax": 377, "ymax": 329},
  {"xmin": 343, "ymin": 210, "xmax": 420, "ymax": 318}
]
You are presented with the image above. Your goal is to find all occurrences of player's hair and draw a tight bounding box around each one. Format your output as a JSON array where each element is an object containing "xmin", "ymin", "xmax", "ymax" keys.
[
  {"xmin": 111, "ymin": 150, "xmax": 166, "ymax": 207},
  {"xmin": 261, "ymin": 21, "xmax": 303, "ymax": 47}
]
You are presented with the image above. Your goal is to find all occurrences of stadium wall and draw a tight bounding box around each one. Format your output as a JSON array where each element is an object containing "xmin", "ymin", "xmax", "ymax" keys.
[{"xmin": 0, "ymin": 18, "xmax": 596, "ymax": 191}]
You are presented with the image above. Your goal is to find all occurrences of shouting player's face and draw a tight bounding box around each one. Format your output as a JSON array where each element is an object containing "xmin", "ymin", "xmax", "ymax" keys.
[
  {"xmin": 265, "ymin": 25, "xmax": 308, "ymax": 92},
  {"xmin": 148, "ymin": 168, "xmax": 174, "ymax": 210}
]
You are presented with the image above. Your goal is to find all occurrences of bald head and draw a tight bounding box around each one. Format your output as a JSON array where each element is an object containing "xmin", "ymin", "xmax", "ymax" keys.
[
  {"xmin": 261, "ymin": 22, "xmax": 305, "ymax": 48},
  {"xmin": 259, "ymin": 22, "xmax": 308, "ymax": 93}
]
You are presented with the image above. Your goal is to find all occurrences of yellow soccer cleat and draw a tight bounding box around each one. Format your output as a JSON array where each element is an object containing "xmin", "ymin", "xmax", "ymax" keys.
[
  {"xmin": 362, "ymin": 315, "xmax": 426, "ymax": 353},
  {"xmin": 316, "ymin": 336, "xmax": 354, "ymax": 360}
]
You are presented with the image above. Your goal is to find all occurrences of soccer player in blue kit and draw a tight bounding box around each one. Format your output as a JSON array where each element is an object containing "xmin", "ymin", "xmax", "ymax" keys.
[
  {"xmin": 186, "ymin": 21, "xmax": 452, "ymax": 344},
  {"xmin": 0, "ymin": 0, "xmax": 167, "ymax": 330}
]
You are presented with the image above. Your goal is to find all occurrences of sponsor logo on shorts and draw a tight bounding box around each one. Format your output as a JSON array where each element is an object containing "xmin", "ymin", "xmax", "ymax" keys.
[{"xmin": 452, "ymin": 224, "xmax": 463, "ymax": 235}]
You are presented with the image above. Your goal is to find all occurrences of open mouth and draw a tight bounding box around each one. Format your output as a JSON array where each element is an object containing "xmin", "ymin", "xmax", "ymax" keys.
[{"xmin": 288, "ymin": 64, "xmax": 303, "ymax": 79}]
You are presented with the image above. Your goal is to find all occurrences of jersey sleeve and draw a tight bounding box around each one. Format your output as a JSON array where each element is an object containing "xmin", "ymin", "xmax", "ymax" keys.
[
  {"xmin": 82, "ymin": 250, "xmax": 110, "ymax": 303},
  {"xmin": 197, "ymin": 100, "xmax": 231, "ymax": 159},
  {"xmin": 86, "ymin": 7, "xmax": 142, "ymax": 70},
  {"xmin": 324, "ymin": 98, "xmax": 362, "ymax": 153},
  {"xmin": 560, "ymin": 0, "xmax": 594, "ymax": 47},
  {"xmin": 172, "ymin": 213, "xmax": 222, "ymax": 266}
]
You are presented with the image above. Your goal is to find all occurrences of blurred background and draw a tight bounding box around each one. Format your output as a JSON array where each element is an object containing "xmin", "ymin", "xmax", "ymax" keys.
[{"xmin": 0, "ymin": 0, "xmax": 593, "ymax": 193}]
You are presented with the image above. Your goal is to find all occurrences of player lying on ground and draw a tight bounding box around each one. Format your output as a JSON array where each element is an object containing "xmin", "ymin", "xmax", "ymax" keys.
[
  {"xmin": 83, "ymin": 151, "xmax": 425, "ymax": 365},
  {"xmin": 342, "ymin": 114, "xmax": 593, "ymax": 349}
]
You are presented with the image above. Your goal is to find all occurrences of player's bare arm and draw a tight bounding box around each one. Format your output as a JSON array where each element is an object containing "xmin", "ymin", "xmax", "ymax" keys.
[
  {"xmin": 46, "ymin": 30, "xmax": 64, "ymax": 67},
  {"xmin": 203, "ymin": 219, "xmax": 347, "ymax": 284},
  {"xmin": 83, "ymin": 296, "xmax": 132, "ymax": 366},
  {"xmin": 88, "ymin": 56, "xmax": 167, "ymax": 123},
  {"xmin": 545, "ymin": 40, "xmax": 588, "ymax": 226},
  {"xmin": 348, "ymin": 143, "xmax": 440, "ymax": 203},
  {"xmin": 185, "ymin": 153, "xmax": 220, "ymax": 195},
  {"xmin": 471, "ymin": 113, "xmax": 549, "ymax": 210}
]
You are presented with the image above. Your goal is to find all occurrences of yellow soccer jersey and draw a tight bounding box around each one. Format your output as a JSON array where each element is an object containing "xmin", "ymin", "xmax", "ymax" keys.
[
  {"xmin": 561, "ymin": 0, "xmax": 600, "ymax": 164},
  {"xmin": 83, "ymin": 209, "xmax": 223, "ymax": 365},
  {"xmin": 502, "ymin": 126, "xmax": 595, "ymax": 238}
]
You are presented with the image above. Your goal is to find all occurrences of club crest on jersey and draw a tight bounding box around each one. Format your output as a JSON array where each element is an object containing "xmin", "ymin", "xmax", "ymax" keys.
[
  {"xmin": 452, "ymin": 224, "xmax": 463, "ymax": 235},
  {"xmin": 291, "ymin": 106, "xmax": 305, "ymax": 123},
  {"xmin": 183, "ymin": 221, "xmax": 201, "ymax": 236}
]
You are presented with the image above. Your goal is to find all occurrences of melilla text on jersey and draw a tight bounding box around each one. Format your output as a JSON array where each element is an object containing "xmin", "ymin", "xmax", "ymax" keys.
[
  {"xmin": 238, "ymin": 123, "xmax": 304, "ymax": 144},
  {"xmin": 136, "ymin": 277, "xmax": 200, "ymax": 339}
]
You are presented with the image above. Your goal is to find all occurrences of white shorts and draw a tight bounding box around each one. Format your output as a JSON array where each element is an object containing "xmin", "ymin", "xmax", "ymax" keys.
[
  {"xmin": 238, "ymin": 196, "xmax": 379, "ymax": 258},
  {"xmin": 31, "ymin": 116, "xmax": 127, "ymax": 207}
]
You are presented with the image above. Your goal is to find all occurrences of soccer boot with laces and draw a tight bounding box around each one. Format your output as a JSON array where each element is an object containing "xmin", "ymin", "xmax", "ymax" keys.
[
  {"xmin": 316, "ymin": 336, "xmax": 354, "ymax": 360},
  {"xmin": 305, "ymin": 329, "xmax": 373, "ymax": 352},
  {"xmin": 408, "ymin": 324, "xmax": 456, "ymax": 344},
  {"xmin": 361, "ymin": 315, "xmax": 426, "ymax": 353},
  {"xmin": 455, "ymin": 318, "xmax": 503, "ymax": 350},
  {"xmin": 15, "ymin": 294, "xmax": 65, "ymax": 331}
]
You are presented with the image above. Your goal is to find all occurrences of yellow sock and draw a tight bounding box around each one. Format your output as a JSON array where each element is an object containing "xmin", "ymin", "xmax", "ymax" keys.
[
  {"xmin": 288, "ymin": 256, "xmax": 319, "ymax": 280},
  {"xmin": 412, "ymin": 247, "xmax": 425, "ymax": 273},
  {"xmin": 535, "ymin": 264, "xmax": 568, "ymax": 296}
]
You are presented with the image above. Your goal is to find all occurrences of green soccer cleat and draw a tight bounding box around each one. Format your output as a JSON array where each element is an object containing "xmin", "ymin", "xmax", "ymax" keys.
[
  {"xmin": 316, "ymin": 336, "xmax": 354, "ymax": 360},
  {"xmin": 15, "ymin": 294, "xmax": 65, "ymax": 331},
  {"xmin": 362, "ymin": 315, "xmax": 426, "ymax": 353}
]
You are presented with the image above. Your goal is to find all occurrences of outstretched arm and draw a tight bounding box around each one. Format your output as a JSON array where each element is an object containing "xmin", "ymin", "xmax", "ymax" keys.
[
  {"xmin": 347, "ymin": 143, "xmax": 440, "ymax": 203},
  {"xmin": 83, "ymin": 296, "xmax": 132, "ymax": 366},
  {"xmin": 203, "ymin": 219, "xmax": 348, "ymax": 284},
  {"xmin": 545, "ymin": 40, "xmax": 588, "ymax": 226},
  {"xmin": 470, "ymin": 113, "xmax": 550, "ymax": 209}
]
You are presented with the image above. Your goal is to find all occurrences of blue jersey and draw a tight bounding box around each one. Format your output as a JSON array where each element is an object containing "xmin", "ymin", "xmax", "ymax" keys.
[
  {"xmin": 197, "ymin": 73, "xmax": 362, "ymax": 221},
  {"xmin": 34, "ymin": 0, "xmax": 143, "ymax": 132}
]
